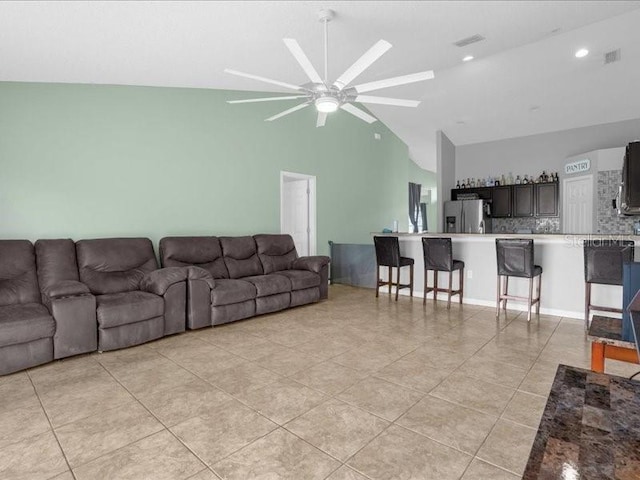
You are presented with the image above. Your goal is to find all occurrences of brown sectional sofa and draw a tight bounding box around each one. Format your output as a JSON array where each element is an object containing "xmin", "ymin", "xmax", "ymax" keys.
[
  {"xmin": 160, "ymin": 234, "xmax": 330, "ymax": 328},
  {"xmin": 0, "ymin": 234, "xmax": 330, "ymax": 375}
]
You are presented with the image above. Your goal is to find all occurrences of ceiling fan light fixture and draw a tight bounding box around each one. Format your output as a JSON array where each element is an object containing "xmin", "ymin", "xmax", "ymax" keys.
[{"xmin": 315, "ymin": 96, "xmax": 340, "ymax": 113}]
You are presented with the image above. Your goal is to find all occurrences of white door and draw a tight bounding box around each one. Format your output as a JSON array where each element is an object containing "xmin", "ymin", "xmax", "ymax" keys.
[
  {"xmin": 563, "ymin": 175, "xmax": 593, "ymax": 233},
  {"xmin": 281, "ymin": 172, "xmax": 316, "ymax": 255}
]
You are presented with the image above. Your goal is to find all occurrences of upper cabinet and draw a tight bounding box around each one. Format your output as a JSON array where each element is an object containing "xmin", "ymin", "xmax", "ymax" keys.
[
  {"xmin": 535, "ymin": 183, "xmax": 559, "ymax": 217},
  {"xmin": 491, "ymin": 186, "xmax": 512, "ymax": 218},
  {"xmin": 513, "ymin": 184, "xmax": 535, "ymax": 217},
  {"xmin": 450, "ymin": 183, "xmax": 559, "ymax": 219}
]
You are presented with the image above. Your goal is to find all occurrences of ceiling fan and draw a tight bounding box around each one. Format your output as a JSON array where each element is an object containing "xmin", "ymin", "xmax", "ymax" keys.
[{"xmin": 224, "ymin": 9, "xmax": 434, "ymax": 127}]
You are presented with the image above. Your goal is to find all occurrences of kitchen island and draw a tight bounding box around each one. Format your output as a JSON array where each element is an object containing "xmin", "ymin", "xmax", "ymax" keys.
[{"xmin": 374, "ymin": 232, "xmax": 639, "ymax": 319}]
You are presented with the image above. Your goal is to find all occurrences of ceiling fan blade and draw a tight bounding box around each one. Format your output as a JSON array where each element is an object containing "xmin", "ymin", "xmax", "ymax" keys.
[
  {"xmin": 340, "ymin": 103, "xmax": 377, "ymax": 124},
  {"xmin": 333, "ymin": 40, "xmax": 392, "ymax": 90},
  {"xmin": 355, "ymin": 95, "xmax": 420, "ymax": 108},
  {"xmin": 316, "ymin": 112, "xmax": 327, "ymax": 128},
  {"xmin": 283, "ymin": 39, "xmax": 324, "ymax": 84},
  {"xmin": 224, "ymin": 69, "xmax": 305, "ymax": 91},
  {"xmin": 265, "ymin": 102, "xmax": 310, "ymax": 122},
  {"xmin": 353, "ymin": 70, "xmax": 435, "ymax": 93},
  {"xmin": 227, "ymin": 95, "xmax": 308, "ymax": 104}
]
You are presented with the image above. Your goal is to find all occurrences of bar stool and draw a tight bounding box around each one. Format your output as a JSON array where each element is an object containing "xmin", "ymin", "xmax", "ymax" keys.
[
  {"xmin": 422, "ymin": 237, "xmax": 464, "ymax": 309},
  {"xmin": 373, "ymin": 236, "xmax": 414, "ymax": 301},
  {"xmin": 496, "ymin": 239, "xmax": 542, "ymax": 321},
  {"xmin": 584, "ymin": 240, "xmax": 634, "ymax": 330}
]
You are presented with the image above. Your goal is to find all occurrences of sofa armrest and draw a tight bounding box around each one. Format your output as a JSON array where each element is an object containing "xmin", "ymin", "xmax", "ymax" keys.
[
  {"xmin": 43, "ymin": 280, "xmax": 90, "ymax": 300},
  {"xmin": 292, "ymin": 256, "xmax": 330, "ymax": 274},
  {"xmin": 140, "ymin": 267, "xmax": 188, "ymax": 296},
  {"xmin": 187, "ymin": 266, "xmax": 215, "ymax": 289}
]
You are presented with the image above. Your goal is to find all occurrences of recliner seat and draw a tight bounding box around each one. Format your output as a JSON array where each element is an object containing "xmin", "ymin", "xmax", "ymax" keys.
[{"xmin": 0, "ymin": 240, "xmax": 55, "ymax": 375}]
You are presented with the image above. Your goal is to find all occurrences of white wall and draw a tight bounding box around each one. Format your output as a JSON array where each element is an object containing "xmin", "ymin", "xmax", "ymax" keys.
[
  {"xmin": 455, "ymin": 117, "xmax": 640, "ymax": 181},
  {"xmin": 436, "ymin": 130, "xmax": 456, "ymax": 232}
]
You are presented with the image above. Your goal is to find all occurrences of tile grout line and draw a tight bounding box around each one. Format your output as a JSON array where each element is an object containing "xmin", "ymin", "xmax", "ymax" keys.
[
  {"xmin": 463, "ymin": 313, "xmax": 565, "ymax": 478},
  {"xmin": 25, "ymin": 369, "xmax": 77, "ymax": 480}
]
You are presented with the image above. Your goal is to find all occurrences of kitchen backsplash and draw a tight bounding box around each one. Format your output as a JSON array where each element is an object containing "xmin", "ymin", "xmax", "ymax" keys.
[
  {"xmin": 493, "ymin": 217, "xmax": 560, "ymax": 234},
  {"xmin": 597, "ymin": 170, "xmax": 636, "ymax": 234}
]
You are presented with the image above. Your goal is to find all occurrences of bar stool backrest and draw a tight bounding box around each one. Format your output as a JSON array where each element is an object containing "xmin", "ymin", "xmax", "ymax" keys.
[
  {"xmin": 496, "ymin": 238, "xmax": 535, "ymax": 278},
  {"xmin": 422, "ymin": 237, "xmax": 453, "ymax": 271},
  {"xmin": 583, "ymin": 240, "xmax": 635, "ymax": 285},
  {"xmin": 374, "ymin": 236, "xmax": 400, "ymax": 267}
]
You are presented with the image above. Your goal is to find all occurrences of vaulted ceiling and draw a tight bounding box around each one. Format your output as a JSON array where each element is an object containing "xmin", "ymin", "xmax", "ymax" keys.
[{"xmin": 2, "ymin": 1, "xmax": 639, "ymax": 170}]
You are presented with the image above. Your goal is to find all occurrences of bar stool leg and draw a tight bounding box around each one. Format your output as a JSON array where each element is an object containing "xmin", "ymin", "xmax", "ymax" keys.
[
  {"xmin": 434, "ymin": 271, "xmax": 439, "ymax": 302},
  {"xmin": 388, "ymin": 266, "xmax": 392, "ymax": 296},
  {"xmin": 503, "ymin": 276, "xmax": 509, "ymax": 311},
  {"xmin": 447, "ymin": 271, "xmax": 453, "ymax": 309},
  {"xmin": 496, "ymin": 275, "xmax": 501, "ymax": 317},
  {"xmin": 536, "ymin": 274, "xmax": 541, "ymax": 315},
  {"xmin": 409, "ymin": 264, "xmax": 414, "ymax": 297},
  {"xmin": 376, "ymin": 264, "xmax": 380, "ymax": 298},
  {"xmin": 395, "ymin": 266, "xmax": 401, "ymax": 301},
  {"xmin": 459, "ymin": 268, "xmax": 464, "ymax": 304},
  {"xmin": 584, "ymin": 283, "xmax": 591, "ymax": 331},
  {"xmin": 423, "ymin": 269, "xmax": 428, "ymax": 305},
  {"xmin": 527, "ymin": 277, "xmax": 534, "ymax": 322}
]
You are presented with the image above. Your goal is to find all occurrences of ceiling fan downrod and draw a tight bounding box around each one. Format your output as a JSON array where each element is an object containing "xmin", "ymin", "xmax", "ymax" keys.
[{"xmin": 318, "ymin": 9, "xmax": 335, "ymax": 86}]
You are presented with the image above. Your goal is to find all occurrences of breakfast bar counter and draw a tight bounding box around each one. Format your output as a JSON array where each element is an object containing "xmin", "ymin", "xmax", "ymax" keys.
[{"xmin": 373, "ymin": 233, "xmax": 640, "ymax": 319}]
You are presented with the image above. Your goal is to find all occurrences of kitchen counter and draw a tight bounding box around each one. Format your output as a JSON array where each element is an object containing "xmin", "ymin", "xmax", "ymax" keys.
[
  {"xmin": 371, "ymin": 232, "xmax": 639, "ymax": 318},
  {"xmin": 523, "ymin": 365, "xmax": 640, "ymax": 479}
]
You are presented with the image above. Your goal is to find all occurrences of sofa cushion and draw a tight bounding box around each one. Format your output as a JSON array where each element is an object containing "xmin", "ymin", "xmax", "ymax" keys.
[
  {"xmin": 254, "ymin": 234, "xmax": 298, "ymax": 274},
  {"xmin": 35, "ymin": 239, "xmax": 80, "ymax": 293},
  {"xmin": 96, "ymin": 291, "xmax": 164, "ymax": 329},
  {"xmin": 275, "ymin": 270, "xmax": 320, "ymax": 291},
  {"xmin": 241, "ymin": 274, "xmax": 291, "ymax": 298},
  {"xmin": 210, "ymin": 279, "xmax": 256, "ymax": 306},
  {"xmin": 220, "ymin": 237, "xmax": 263, "ymax": 279},
  {"xmin": 160, "ymin": 236, "xmax": 229, "ymax": 279},
  {"xmin": 77, "ymin": 238, "xmax": 158, "ymax": 295},
  {"xmin": 0, "ymin": 303, "xmax": 55, "ymax": 347},
  {"xmin": 0, "ymin": 240, "xmax": 40, "ymax": 306}
]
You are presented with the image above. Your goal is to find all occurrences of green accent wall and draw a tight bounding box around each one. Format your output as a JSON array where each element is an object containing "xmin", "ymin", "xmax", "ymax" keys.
[{"xmin": 0, "ymin": 82, "xmax": 434, "ymax": 254}]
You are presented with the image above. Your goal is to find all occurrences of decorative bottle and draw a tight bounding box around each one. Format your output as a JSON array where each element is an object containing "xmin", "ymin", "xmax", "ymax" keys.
[
  {"xmin": 500, "ymin": 174, "xmax": 506, "ymax": 185},
  {"xmin": 507, "ymin": 172, "xmax": 514, "ymax": 185},
  {"xmin": 523, "ymin": 175, "xmax": 529, "ymax": 184},
  {"xmin": 515, "ymin": 175, "xmax": 521, "ymax": 185},
  {"xmin": 456, "ymin": 180, "xmax": 461, "ymax": 189}
]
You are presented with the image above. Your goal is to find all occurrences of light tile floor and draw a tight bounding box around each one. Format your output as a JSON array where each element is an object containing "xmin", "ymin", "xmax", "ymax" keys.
[{"xmin": 1, "ymin": 285, "xmax": 638, "ymax": 480}]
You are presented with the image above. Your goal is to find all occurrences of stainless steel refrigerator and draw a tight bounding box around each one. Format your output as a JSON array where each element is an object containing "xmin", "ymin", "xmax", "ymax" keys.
[{"xmin": 444, "ymin": 200, "xmax": 492, "ymax": 234}]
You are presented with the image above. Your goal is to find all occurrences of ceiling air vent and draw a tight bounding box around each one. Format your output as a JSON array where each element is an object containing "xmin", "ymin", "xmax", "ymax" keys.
[
  {"xmin": 453, "ymin": 34, "xmax": 485, "ymax": 48},
  {"xmin": 604, "ymin": 49, "xmax": 621, "ymax": 64}
]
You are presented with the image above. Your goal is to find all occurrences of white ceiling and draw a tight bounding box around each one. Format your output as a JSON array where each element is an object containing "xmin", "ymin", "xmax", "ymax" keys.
[{"xmin": 2, "ymin": 1, "xmax": 640, "ymax": 170}]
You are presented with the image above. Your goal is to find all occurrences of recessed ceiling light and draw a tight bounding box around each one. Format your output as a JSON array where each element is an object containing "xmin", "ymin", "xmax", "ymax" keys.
[
  {"xmin": 462, "ymin": 55, "xmax": 474, "ymax": 62},
  {"xmin": 575, "ymin": 48, "xmax": 589, "ymax": 58},
  {"xmin": 456, "ymin": 120, "xmax": 466, "ymax": 125},
  {"xmin": 529, "ymin": 105, "xmax": 540, "ymax": 112}
]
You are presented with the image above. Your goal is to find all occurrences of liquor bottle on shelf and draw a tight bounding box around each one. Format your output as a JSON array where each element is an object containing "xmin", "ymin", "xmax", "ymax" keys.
[
  {"xmin": 456, "ymin": 180, "xmax": 461, "ymax": 189},
  {"xmin": 470, "ymin": 178, "xmax": 476, "ymax": 188},
  {"xmin": 500, "ymin": 174, "xmax": 506, "ymax": 185},
  {"xmin": 515, "ymin": 175, "xmax": 521, "ymax": 185},
  {"xmin": 523, "ymin": 175, "xmax": 529, "ymax": 184},
  {"xmin": 507, "ymin": 172, "xmax": 514, "ymax": 185}
]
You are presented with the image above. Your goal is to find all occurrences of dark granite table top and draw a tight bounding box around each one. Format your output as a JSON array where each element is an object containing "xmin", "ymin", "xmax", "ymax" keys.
[
  {"xmin": 587, "ymin": 316, "xmax": 636, "ymax": 349},
  {"xmin": 524, "ymin": 365, "xmax": 640, "ymax": 480}
]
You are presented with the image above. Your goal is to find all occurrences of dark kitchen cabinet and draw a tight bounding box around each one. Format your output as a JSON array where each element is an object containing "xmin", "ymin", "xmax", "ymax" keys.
[
  {"xmin": 535, "ymin": 182, "xmax": 559, "ymax": 217},
  {"xmin": 491, "ymin": 186, "xmax": 512, "ymax": 218},
  {"xmin": 513, "ymin": 184, "xmax": 535, "ymax": 217}
]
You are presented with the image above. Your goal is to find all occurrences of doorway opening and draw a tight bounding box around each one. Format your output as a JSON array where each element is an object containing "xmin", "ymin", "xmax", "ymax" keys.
[{"xmin": 280, "ymin": 171, "xmax": 316, "ymax": 256}]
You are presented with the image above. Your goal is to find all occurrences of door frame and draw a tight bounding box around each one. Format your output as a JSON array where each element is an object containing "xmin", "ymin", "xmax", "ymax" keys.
[
  {"xmin": 280, "ymin": 171, "xmax": 317, "ymax": 255},
  {"xmin": 562, "ymin": 173, "xmax": 594, "ymax": 234}
]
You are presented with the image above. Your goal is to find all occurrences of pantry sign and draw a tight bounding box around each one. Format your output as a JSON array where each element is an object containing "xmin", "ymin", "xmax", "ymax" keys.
[{"xmin": 565, "ymin": 158, "xmax": 590, "ymax": 175}]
